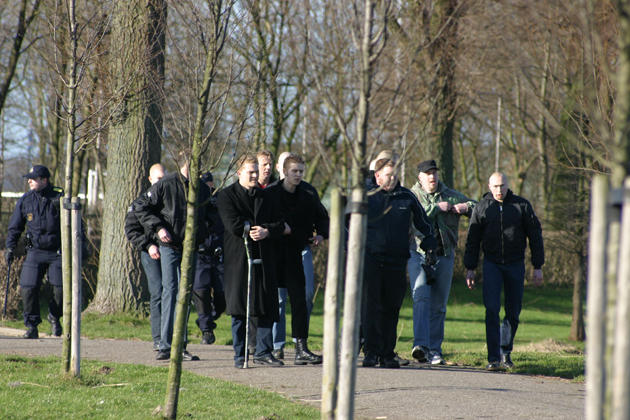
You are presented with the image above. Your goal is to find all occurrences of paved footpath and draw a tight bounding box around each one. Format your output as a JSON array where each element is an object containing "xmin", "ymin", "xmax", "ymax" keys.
[{"xmin": 0, "ymin": 327, "xmax": 585, "ymax": 420}]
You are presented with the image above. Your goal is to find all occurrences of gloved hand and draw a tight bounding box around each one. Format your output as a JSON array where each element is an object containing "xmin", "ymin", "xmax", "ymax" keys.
[
  {"xmin": 422, "ymin": 263, "xmax": 437, "ymax": 286},
  {"xmin": 4, "ymin": 248, "xmax": 14, "ymax": 266},
  {"xmin": 425, "ymin": 249, "xmax": 437, "ymax": 266}
]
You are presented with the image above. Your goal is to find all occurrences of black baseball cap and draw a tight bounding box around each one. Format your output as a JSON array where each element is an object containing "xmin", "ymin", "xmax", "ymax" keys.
[
  {"xmin": 23, "ymin": 165, "xmax": 51, "ymax": 179},
  {"xmin": 200, "ymin": 172, "xmax": 213, "ymax": 183},
  {"xmin": 417, "ymin": 159, "xmax": 439, "ymax": 173}
]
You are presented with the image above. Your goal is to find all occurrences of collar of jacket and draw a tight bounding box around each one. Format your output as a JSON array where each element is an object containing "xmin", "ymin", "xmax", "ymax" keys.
[{"xmin": 483, "ymin": 189, "xmax": 514, "ymax": 203}]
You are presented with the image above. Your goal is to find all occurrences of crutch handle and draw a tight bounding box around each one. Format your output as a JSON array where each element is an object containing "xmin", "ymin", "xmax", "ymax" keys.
[{"xmin": 243, "ymin": 220, "xmax": 251, "ymax": 238}]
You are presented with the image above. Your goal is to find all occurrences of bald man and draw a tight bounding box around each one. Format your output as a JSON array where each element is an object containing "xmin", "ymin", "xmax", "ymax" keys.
[
  {"xmin": 125, "ymin": 163, "xmax": 166, "ymax": 352},
  {"xmin": 464, "ymin": 172, "xmax": 544, "ymax": 371}
]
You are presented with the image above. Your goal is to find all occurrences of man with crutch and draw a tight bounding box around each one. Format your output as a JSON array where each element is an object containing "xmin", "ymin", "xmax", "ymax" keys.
[{"xmin": 217, "ymin": 154, "xmax": 286, "ymax": 368}]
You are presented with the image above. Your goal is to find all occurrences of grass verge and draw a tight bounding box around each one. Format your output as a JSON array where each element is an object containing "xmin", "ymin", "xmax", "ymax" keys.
[{"xmin": 0, "ymin": 355, "xmax": 320, "ymax": 420}]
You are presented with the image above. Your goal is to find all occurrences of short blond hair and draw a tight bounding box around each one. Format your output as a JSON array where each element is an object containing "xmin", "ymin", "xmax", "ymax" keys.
[
  {"xmin": 283, "ymin": 154, "xmax": 305, "ymax": 171},
  {"xmin": 236, "ymin": 154, "xmax": 258, "ymax": 171},
  {"xmin": 374, "ymin": 158, "xmax": 395, "ymax": 173}
]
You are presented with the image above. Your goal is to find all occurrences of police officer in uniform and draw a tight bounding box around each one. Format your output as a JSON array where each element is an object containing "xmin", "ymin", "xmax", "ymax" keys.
[
  {"xmin": 193, "ymin": 172, "xmax": 226, "ymax": 345},
  {"xmin": 5, "ymin": 165, "xmax": 64, "ymax": 339}
]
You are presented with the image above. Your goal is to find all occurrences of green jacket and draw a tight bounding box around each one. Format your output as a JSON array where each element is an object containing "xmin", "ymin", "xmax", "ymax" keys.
[{"xmin": 411, "ymin": 180, "xmax": 476, "ymax": 257}]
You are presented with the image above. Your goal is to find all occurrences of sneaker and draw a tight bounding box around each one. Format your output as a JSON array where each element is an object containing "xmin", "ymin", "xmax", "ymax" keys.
[
  {"xmin": 23, "ymin": 327, "xmax": 39, "ymax": 339},
  {"xmin": 47, "ymin": 313, "xmax": 62, "ymax": 337},
  {"xmin": 379, "ymin": 357, "xmax": 401, "ymax": 369},
  {"xmin": 156, "ymin": 350, "xmax": 171, "ymax": 360},
  {"xmin": 362, "ymin": 353, "xmax": 379, "ymax": 367},
  {"xmin": 486, "ymin": 361, "xmax": 501, "ymax": 371},
  {"xmin": 430, "ymin": 353, "xmax": 446, "ymax": 365},
  {"xmin": 411, "ymin": 345, "xmax": 429, "ymax": 363},
  {"xmin": 182, "ymin": 350, "xmax": 200, "ymax": 361},
  {"xmin": 272, "ymin": 348, "xmax": 284, "ymax": 359},
  {"xmin": 153, "ymin": 342, "xmax": 160, "ymax": 351},
  {"xmin": 394, "ymin": 353, "xmax": 410, "ymax": 366},
  {"xmin": 200, "ymin": 331, "xmax": 216, "ymax": 345},
  {"xmin": 500, "ymin": 353, "xmax": 514, "ymax": 369}
]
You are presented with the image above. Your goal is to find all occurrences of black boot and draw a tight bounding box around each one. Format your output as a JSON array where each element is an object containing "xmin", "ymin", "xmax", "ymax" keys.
[{"xmin": 294, "ymin": 338, "xmax": 323, "ymax": 365}]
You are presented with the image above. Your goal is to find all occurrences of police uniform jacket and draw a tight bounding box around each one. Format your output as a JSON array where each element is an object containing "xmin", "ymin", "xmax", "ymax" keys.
[
  {"xmin": 217, "ymin": 182, "xmax": 285, "ymax": 319},
  {"xmin": 366, "ymin": 179, "xmax": 436, "ymax": 268},
  {"xmin": 6, "ymin": 183, "xmax": 63, "ymax": 251},
  {"xmin": 197, "ymin": 194, "xmax": 225, "ymax": 269},
  {"xmin": 464, "ymin": 189, "xmax": 544, "ymax": 270},
  {"xmin": 134, "ymin": 172, "xmax": 215, "ymax": 250}
]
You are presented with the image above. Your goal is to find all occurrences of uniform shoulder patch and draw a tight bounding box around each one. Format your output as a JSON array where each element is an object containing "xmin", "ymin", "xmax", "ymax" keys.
[{"xmin": 53, "ymin": 187, "xmax": 63, "ymax": 193}]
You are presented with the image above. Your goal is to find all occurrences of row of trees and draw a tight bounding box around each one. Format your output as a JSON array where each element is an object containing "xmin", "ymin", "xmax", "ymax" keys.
[{"xmin": 0, "ymin": 0, "xmax": 626, "ymax": 363}]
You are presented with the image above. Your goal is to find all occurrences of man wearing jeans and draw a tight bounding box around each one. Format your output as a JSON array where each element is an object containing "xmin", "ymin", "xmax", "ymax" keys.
[
  {"xmin": 464, "ymin": 172, "xmax": 544, "ymax": 371},
  {"xmin": 136, "ymin": 153, "xmax": 214, "ymax": 361},
  {"xmin": 408, "ymin": 159, "xmax": 475, "ymax": 365},
  {"xmin": 125, "ymin": 163, "xmax": 166, "ymax": 352}
]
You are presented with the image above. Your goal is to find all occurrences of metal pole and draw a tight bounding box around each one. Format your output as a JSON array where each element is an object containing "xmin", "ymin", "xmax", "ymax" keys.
[
  {"xmin": 586, "ymin": 175, "xmax": 609, "ymax": 420},
  {"xmin": 70, "ymin": 198, "xmax": 82, "ymax": 376}
]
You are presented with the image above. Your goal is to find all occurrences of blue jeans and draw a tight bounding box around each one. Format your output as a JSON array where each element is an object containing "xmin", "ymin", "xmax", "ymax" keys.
[
  {"xmin": 482, "ymin": 259, "xmax": 525, "ymax": 363},
  {"xmin": 232, "ymin": 316, "xmax": 273, "ymax": 361},
  {"xmin": 272, "ymin": 246, "xmax": 315, "ymax": 350},
  {"xmin": 408, "ymin": 249, "xmax": 455, "ymax": 356},
  {"xmin": 158, "ymin": 246, "xmax": 194, "ymax": 351},
  {"xmin": 141, "ymin": 251, "xmax": 162, "ymax": 345}
]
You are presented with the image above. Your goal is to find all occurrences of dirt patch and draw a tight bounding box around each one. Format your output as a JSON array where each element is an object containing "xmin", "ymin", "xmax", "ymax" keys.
[{"xmin": 516, "ymin": 338, "xmax": 583, "ymax": 354}]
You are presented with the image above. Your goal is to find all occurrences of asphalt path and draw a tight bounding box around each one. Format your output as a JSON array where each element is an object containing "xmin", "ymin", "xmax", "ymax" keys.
[{"xmin": 0, "ymin": 327, "xmax": 585, "ymax": 420}]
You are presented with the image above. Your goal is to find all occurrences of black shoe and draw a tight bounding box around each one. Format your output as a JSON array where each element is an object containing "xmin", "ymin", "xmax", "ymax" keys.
[
  {"xmin": 500, "ymin": 353, "xmax": 514, "ymax": 369},
  {"xmin": 379, "ymin": 357, "xmax": 401, "ymax": 369},
  {"xmin": 486, "ymin": 361, "xmax": 501, "ymax": 371},
  {"xmin": 412, "ymin": 345, "xmax": 429, "ymax": 363},
  {"xmin": 394, "ymin": 353, "xmax": 410, "ymax": 366},
  {"xmin": 294, "ymin": 338, "xmax": 323, "ymax": 365},
  {"xmin": 272, "ymin": 348, "xmax": 284, "ymax": 359},
  {"xmin": 156, "ymin": 350, "xmax": 171, "ymax": 360},
  {"xmin": 23, "ymin": 327, "xmax": 39, "ymax": 339},
  {"xmin": 200, "ymin": 331, "xmax": 216, "ymax": 345},
  {"xmin": 235, "ymin": 358, "xmax": 245, "ymax": 369},
  {"xmin": 47, "ymin": 313, "xmax": 62, "ymax": 337},
  {"xmin": 362, "ymin": 353, "xmax": 379, "ymax": 367},
  {"xmin": 253, "ymin": 355, "xmax": 284, "ymax": 367},
  {"xmin": 182, "ymin": 350, "xmax": 200, "ymax": 361}
]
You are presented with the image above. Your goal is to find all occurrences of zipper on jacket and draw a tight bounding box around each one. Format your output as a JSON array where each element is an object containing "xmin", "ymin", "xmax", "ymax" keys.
[{"xmin": 500, "ymin": 204, "xmax": 504, "ymax": 263}]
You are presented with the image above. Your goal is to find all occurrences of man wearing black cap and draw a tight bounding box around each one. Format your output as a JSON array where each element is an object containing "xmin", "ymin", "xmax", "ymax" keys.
[
  {"xmin": 5, "ymin": 165, "xmax": 64, "ymax": 339},
  {"xmin": 193, "ymin": 172, "xmax": 226, "ymax": 345},
  {"xmin": 409, "ymin": 159, "xmax": 475, "ymax": 365}
]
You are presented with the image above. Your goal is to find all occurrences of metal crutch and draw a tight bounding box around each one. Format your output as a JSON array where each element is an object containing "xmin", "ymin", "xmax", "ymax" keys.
[{"xmin": 243, "ymin": 221, "xmax": 262, "ymax": 368}]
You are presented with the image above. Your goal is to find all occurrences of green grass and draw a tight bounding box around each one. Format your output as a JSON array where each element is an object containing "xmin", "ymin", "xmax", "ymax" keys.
[
  {"xmin": 0, "ymin": 355, "xmax": 320, "ymax": 420},
  {"xmin": 1, "ymin": 281, "xmax": 585, "ymax": 380}
]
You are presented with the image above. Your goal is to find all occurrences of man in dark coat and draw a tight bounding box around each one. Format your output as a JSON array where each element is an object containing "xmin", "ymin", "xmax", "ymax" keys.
[
  {"xmin": 217, "ymin": 154, "xmax": 286, "ymax": 368},
  {"xmin": 362, "ymin": 158, "xmax": 437, "ymax": 369},
  {"xmin": 5, "ymin": 165, "xmax": 64, "ymax": 339},
  {"xmin": 135, "ymin": 154, "xmax": 215, "ymax": 361},
  {"xmin": 266, "ymin": 154, "xmax": 328, "ymax": 365},
  {"xmin": 464, "ymin": 172, "xmax": 544, "ymax": 371}
]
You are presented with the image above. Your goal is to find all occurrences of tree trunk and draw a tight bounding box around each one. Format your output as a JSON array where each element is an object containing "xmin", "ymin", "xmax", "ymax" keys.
[
  {"xmin": 89, "ymin": 0, "xmax": 165, "ymax": 314},
  {"xmin": 569, "ymin": 252, "xmax": 585, "ymax": 341}
]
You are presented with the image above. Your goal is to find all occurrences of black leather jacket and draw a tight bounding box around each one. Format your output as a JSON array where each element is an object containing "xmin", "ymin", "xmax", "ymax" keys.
[{"xmin": 464, "ymin": 190, "xmax": 544, "ymax": 269}]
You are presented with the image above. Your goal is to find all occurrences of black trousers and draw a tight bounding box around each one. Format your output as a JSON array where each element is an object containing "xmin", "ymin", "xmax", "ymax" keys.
[
  {"xmin": 276, "ymin": 248, "xmax": 308, "ymax": 339},
  {"xmin": 19, "ymin": 249, "xmax": 63, "ymax": 328},
  {"xmin": 361, "ymin": 256, "xmax": 407, "ymax": 359}
]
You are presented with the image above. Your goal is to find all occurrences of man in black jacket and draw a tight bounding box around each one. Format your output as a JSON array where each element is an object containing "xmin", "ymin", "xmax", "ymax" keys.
[
  {"xmin": 217, "ymin": 155, "xmax": 286, "ymax": 368},
  {"xmin": 266, "ymin": 154, "xmax": 327, "ymax": 365},
  {"xmin": 362, "ymin": 159, "xmax": 437, "ymax": 369},
  {"xmin": 135, "ymin": 154, "xmax": 214, "ymax": 361},
  {"xmin": 464, "ymin": 172, "xmax": 544, "ymax": 371},
  {"xmin": 5, "ymin": 165, "xmax": 64, "ymax": 339},
  {"xmin": 124, "ymin": 163, "xmax": 165, "ymax": 351}
]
